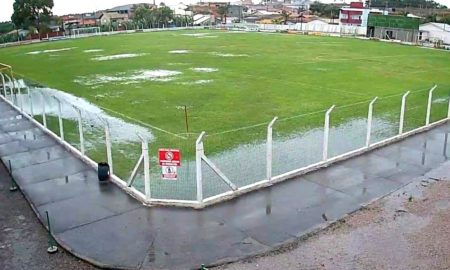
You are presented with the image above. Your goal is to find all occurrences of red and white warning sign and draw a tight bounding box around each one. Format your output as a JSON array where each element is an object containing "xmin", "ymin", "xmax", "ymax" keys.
[{"xmin": 158, "ymin": 149, "xmax": 181, "ymax": 180}]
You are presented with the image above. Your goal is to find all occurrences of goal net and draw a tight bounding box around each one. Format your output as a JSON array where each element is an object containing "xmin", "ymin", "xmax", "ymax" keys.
[{"xmin": 71, "ymin": 27, "xmax": 101, "ymax": 38}]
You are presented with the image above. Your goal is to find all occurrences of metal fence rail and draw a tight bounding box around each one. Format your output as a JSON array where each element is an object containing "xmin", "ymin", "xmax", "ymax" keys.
[{"xmin": 1, "ymin": 67, "xmax": 448, "ymax": 208}]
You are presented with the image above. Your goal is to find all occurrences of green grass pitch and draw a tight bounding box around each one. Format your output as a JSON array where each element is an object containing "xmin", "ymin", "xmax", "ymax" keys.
[{"xmin": 1, "ymin": 30, "xmax": 450, "ymax": 186}]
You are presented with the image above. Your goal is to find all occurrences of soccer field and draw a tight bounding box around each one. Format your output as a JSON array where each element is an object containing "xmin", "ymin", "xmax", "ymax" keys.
[
  {"xmin": 1, "ymin": 30, "xmax": 450, "ymax": 199},
  {"xmin": 1, "ymin": 31, "xmax": 449, "ymax": 134}
]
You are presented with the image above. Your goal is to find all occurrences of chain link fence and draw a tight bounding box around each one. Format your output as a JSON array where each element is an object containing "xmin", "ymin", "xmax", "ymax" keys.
[{"xmin": 1, "ymin": 71, "xmax": 448, "ymax": 207}]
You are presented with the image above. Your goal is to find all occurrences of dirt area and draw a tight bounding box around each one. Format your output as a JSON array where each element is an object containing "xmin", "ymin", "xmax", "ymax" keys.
[
  {"xmin": 0, "ymin": 164, "xmax": 98, "ymax": 270},
  {"xmin": 217, "ymin": 178, "xmax": 450, "ymax": 270}
]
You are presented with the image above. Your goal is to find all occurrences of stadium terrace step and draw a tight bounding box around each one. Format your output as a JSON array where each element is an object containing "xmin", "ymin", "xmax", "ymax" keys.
[{"xmin": 1, "ymin": 96, "xmax": 450, "ymax": 269}]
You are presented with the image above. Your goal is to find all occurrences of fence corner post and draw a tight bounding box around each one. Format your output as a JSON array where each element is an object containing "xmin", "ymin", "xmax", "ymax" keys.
[
  {"xmin": 323, "ymin": 105, "xmax": 335, "ymax": 161},
  {"xmin": 447, "ymin": 92, "xmax": 450, "ymax": 119},
  {"xmin": 73, "ymin": 106, "xmax": 85, "ymax": 155},
  {"xmin": 426, "ymin": 85, "xmax": 437, "ymax": 126},
  {"xmin": 17, "ymin": 84, "xmax": 22, "ymax": 111},
  {"xmin": 52, "ymin": 96, "xmax": 64, "ymax": 140},
  {"xmin": 196, "ymin": 131, "xmax": 206, "ymax": 204},
  {"xmin": 366, "ymin": 97, "xmax": 378, "ymax": 148},
  {"xmin": 399, "ymin": 91, "xmax": 410, "ymax": 135},
  {"xmin": 0, "ymin": 73, "xmax": 5, "ymax": 97},
  {"xmin": 104, "ymin": 123, "xmax": 113, "ymax": 175},
  {"xmin": 266, "ymin": 117, "xmax": 278, "ymax": 181},
  {"xmin": 40, "ymin": 91, "xmax": 47, "ymax": 127},
  {"xmin": 28, "ymin": 87, "xmax": 33, "ymax": 117}
]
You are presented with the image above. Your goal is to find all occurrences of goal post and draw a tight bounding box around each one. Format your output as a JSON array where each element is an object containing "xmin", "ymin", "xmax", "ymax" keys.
[{"xmin": 70, "ymin": 27, "xmax": 101, "ymax": 38}]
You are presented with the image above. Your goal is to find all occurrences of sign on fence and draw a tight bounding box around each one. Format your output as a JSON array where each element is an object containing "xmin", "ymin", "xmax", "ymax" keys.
[{"xmin": 159, "ymin": 149, "xmax": 181, "ymax": 180}]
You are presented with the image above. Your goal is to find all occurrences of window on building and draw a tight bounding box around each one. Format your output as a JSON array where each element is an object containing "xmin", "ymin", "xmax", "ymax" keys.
[
  {"xmin": 351, "ymin": 15, "xmax": 360, "ymax": 20},
  {"xmin": 341, "ymin": 14, "xmax": 348, "ymax": 19}
]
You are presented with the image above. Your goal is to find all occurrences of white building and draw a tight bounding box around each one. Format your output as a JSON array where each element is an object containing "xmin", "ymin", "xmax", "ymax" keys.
[
  {"xmin": 171, "ymin": 3, "xmax": 193, "ymax": 16},
  {"xmin": 419, "ymin": 22, "xmax": 450, "ymax": 45}
]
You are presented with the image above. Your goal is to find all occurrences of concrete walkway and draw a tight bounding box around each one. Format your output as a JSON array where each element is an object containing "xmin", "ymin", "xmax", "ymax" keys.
[{"xmin": 1, "ymin": 98, "xmax": 450, "ymax": 269}]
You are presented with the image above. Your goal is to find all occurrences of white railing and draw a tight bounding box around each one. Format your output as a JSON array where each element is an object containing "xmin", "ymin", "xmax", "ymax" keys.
[
  {"xmin": 193, "ymin": 85, "xmax": 449, "ymax": 207},
  {"xmin": 1, "ymin": 26, "xmax": 206, "ymax": 48},
  {"xmin": 1, "ymin": 70, "xmax": 448, "ymax": 208}
]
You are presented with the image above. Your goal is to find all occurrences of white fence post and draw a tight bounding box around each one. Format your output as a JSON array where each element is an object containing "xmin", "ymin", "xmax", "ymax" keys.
[
  {"xmin": 73, "ymin": 106, "xmax": 85, "ymax": 155},
  {"xmin": 142, "ymin": 136, "xmax": 151, "ymax": 200},
  {"xmin": 104, "ymin": 123, "xmax": 114, "ymax": 175},
  {"xmin": 17, "ymin": 84, "xmax": 22, "ymax": 111},
  {"xmin": 40, "ymin": 91, "xmax": 47, "ymax": 127},
  {"xmin": 266, "ymin": 117, "xmax": 278, "ymax": 181},
  {"xmin": 366, "ymin": 97, "xmax": 378, "ymax": 147},
  {"xmin": 323, "ymin": 105, "xmax": 335, "ymax": 161},
  {"xmin": 136, "ymin": 134, "xmax": 152, "ymax": 201},
  {"xmin": 448, "ymin": 95, "xmax": 450, "ymax": 119},
  {"xmin": 0, "ymin": 73, "xmax": 5, "ymax": 97},
  {"xmin": 399, "ymin": 91, "xmax": 410, "ymax": 135},
  {"xmin": 28, "ymin": 87, "xmax": 33, "ymax": 117},
  {"xmin": 426, "ymin": 85, "xmax": 437, "ymax": 126},
  {"xmin": 52, "ymin": 96, "xmax": 64, "ymax": 140},
  {"xmin": 196, "ymin": 132, "xmax": 206, "ymax": 203},
  {"xmin": 4, "ymin": 74, "xmax": 12, "ymax": 101}
]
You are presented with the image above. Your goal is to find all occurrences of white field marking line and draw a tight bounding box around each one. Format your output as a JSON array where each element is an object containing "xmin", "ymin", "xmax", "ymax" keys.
[
  {"xmin": 96, "ymin": 106, "xmax": 187, "ymax": 139},
  {"xmin": 208, "ymin": 86, "xmax": 434, "ymax": 136}
]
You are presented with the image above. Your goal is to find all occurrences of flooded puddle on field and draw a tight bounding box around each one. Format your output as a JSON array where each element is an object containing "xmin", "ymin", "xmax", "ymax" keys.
[
  {"xmin": 74, "ymin": 69, "xmax": 182, "ymax": 86},
  {"xmin": 210, "ymin": 52, "xmax": 249, "ymax": 57},
  {"xmin": 191, "ymin": 67, "xmax": 218, "ymax": 73},
  {"xmin": 6, "ymin": 80, "xmax": 399, "ymax": 200},
  {"xmin": 83, "ymin": 49, "xmax": 104, "ymax": 53},
  {"xmin": 26, "ymin": 47, "xmax": 77, "ymax": 55},
  {"xmin": 15, "ymin": 80, "xmax": 153, "ymax": 143},
  {"xmin": 169, "ymin": 50, "xmax": 190, "ymax": 54},
  {"xmin": 177, "ymin": 79, "xmax": 213, "ymax": 85},
  {"xmin": 92, "ymin": 53, "xmax": 147, "ymax": 61},
  {"xmin": 181, "ymin": 33, "xmax": 210, "ymax": 37},
  {"xmin": 149, "ymin": 117, "xmax": 397, "ymax": 200}
]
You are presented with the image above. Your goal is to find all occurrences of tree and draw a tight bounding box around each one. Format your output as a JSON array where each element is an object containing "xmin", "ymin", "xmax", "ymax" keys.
[
  {"xmin": 280, "ymin": 10, "xmax": 291, "ymax": 25},
  {"xmin": 11, "ymin": 0, "xmax": 54, "ymax": 38},
  {"xmin": 217, "ymin": 4, "xmax": 230, "ymax": 24},
  {"xmin": 309, "ymin": 1, "xmax": 340, "ymax": 19},
  {"xmin": 158, "ymin": 6, "xmax": 173, "ymax": 27},
  {"xmin": 134, "ymin": 5, "xmax": 153, "ymax": 28},
  {"xmin": 133, "ymin": 4, "xmax": 173, "ymax": 28},
  {"xmin": 0, "ymin": 22, "xmax": 15, "ymax": 34}
]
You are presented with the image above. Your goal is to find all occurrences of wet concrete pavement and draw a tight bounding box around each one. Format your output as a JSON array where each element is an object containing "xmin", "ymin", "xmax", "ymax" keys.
[
  {"xmin": 2, "ymin": 97, "xmax": 450, "ymax": 269},
  {"xmin": 217, "ymin": 164, "xmax": 450, "ymax": 270},
  {"xmin": 0, "ymin": 162, "xmax": 98, "ymax": 270}
]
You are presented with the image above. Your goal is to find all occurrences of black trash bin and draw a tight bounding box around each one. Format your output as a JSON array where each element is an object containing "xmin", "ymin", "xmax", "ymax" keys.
[{"xmin": 98, "ymin": 162, "xmax": 110, "ymax": 182}]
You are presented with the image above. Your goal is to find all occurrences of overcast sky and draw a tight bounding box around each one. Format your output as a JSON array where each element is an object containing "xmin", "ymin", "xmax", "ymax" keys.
[{"xmin": 1, "ymin": 0, "xmax": 450, "ymax": 22}]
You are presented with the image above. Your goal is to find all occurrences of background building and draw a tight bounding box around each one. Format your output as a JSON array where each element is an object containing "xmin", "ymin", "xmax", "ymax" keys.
[
  {"xmin": 367, "ymin": 14, "xmax": 420, "ymax": 42},
  {"xmin": 419, "ymin": 22, "xmax": 450, "ymax": 45},
  {"xmin": 339, "ymin": 2, "xmax": 387, "ymax": 27}
]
